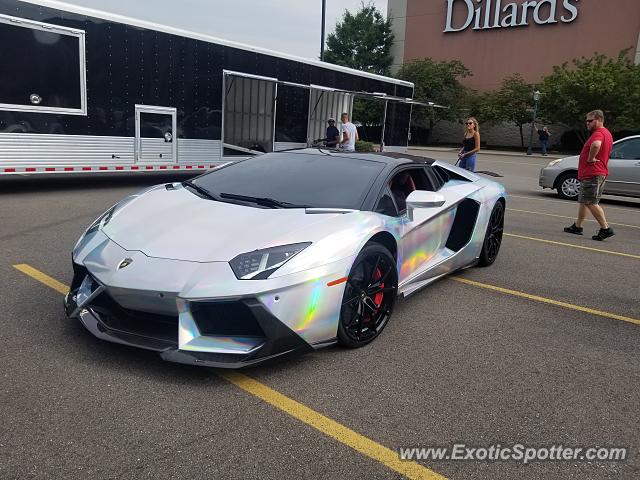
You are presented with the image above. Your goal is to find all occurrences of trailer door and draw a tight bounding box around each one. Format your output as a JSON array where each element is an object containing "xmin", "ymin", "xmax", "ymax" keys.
[
  {"xmin": 307, "ymin": 86, "xmax": 352, "ymax": 145},
  {"xmin": 382, "ymin": 98, "xmax": 446, "ymax": 152},
  {"xmin": 135, "ymin": 105, "xmax": 177, "ymax": 163},
  {"xmin": 381, "ymin": 100, "xmax": 412, "ymax": 153},
  {"xmin": 223, "ymin": 71, "xmax": 277, "ymax": 155}
]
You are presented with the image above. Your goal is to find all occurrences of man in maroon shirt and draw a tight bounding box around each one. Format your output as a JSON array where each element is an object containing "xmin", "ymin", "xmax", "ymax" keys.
[{"xmin": 564, "ymin": 110, "xmax": 615, "ymax": 241}]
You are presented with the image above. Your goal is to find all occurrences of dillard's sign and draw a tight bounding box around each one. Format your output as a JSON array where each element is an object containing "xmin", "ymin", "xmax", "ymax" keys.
[{"xmin": 444, "ymin": 0, "xmax": 580, "ymax": 33}]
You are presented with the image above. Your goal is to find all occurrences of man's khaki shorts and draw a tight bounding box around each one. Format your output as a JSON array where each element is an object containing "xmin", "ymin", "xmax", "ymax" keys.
[{"xmin": 579, "ymin": 175, "xmax": 606, "ymax": 205}]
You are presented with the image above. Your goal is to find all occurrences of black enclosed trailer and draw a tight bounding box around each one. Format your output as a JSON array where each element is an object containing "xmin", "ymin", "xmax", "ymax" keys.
[{"xmin": 0, "ymin": 0, "xmax": 414, "ymax": 175}]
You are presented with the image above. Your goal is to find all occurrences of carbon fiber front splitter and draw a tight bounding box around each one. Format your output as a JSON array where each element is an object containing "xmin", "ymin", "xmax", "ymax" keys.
[{"xmin": 64, "ymin": 290, "xmax": 314, "ymax": 369}]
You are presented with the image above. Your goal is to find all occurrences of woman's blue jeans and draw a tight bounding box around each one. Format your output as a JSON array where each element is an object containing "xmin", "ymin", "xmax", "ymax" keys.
[{"xmin": 459, "ymin": 152, "xmax": 476, "ymax": 172}]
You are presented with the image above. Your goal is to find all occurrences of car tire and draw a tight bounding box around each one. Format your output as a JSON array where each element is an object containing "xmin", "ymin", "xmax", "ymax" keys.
[
  {"xmin": 337, "ymin": 243, "xmax": 398, "ymax": 348},
  {"xmin": 478, "ymin": 201, "xmax": 504, "ymax": 267},
  {"xmin": 556, "ymin": 172, "xmax": 580, "ymax": 200}
]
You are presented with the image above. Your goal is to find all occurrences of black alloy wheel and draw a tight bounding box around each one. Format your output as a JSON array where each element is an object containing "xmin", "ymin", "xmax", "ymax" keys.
[
  {"xmin": 337, "ymin": 244, "xmax": 398, "ymax": 348},
  {"xmin": 478, "ymin": 201, "xmax": 504, "ymax": 267}
]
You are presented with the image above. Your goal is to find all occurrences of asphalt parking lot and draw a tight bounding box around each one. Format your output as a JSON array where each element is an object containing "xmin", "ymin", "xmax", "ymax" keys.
[{"xmin": 1, "ymin": 151, "xmax": 639, "ymax": 479}]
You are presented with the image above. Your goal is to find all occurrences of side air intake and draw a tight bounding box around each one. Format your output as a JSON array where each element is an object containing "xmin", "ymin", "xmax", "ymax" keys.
[{"xmin": 445, "ymin": 199, "xmax": 480, "ymax": 251}]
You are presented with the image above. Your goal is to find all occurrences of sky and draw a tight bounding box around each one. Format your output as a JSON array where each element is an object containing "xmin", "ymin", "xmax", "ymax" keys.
[{"xmin": 58, "ymin": 0, "xmax": 388, "ymax": 59}]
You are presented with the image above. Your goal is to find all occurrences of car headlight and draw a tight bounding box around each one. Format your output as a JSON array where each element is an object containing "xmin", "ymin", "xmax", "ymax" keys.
[
  {"xmin": 546, "ymin": 159, "xmax": 563, "ymax": 167},
  {"xmin": 229, "ymin": 242, "xmax": 311, "ymax": 280},
  {"xmin": 85, "ymin": 206, "xmax": 116, "ymax": 236},
  {"xmin": 73, "ymin": 206, "xmax": 116, "ymax": 253}
]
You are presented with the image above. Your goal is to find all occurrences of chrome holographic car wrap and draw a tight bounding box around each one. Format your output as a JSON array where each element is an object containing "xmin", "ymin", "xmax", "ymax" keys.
[
  {"xmin": 66, "ymin": 154, "xmax": 506, "ymax": 367},
  {"xmin": 398, "ymin": 208, "xmax": 456, "ymax": 281}
]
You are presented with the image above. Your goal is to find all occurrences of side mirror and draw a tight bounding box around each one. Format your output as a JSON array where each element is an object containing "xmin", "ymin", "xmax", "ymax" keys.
[{"xmin": 405, "ymin": 190, "xmax": 446, "ymax": 221}]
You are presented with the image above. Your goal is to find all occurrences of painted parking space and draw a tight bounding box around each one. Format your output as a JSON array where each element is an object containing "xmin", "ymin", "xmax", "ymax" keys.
[
  {"xmin": 10, "ymin": 256, "xmax": 640, "ymax": 479},
  {"xmin": 503, "ymin": 232, "xmax": 640, "ymax": 259},
  {"xmin": 10, "ymin": 262, "xmax": 446, "ymax": 480},
  {"xmin": 2, "ymin": 151, "xmax": 639, "ymax": 479},
  {"xmin": 15, "ymin": 252, "xmax": 639, "ymax": 474},
  {"xmin": 241, "ymin": 278, "xmax": 640, "ymax": 480}
]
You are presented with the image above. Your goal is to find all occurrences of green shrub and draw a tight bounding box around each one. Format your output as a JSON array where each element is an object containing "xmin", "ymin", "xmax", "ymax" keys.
[{"xmin": 355, "ymin": 140, "xmax": 375, "ymax": 152}]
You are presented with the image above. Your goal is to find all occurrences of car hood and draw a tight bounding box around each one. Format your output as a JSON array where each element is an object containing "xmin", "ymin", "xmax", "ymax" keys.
[
  {"xmin": 102, "ymin": 185, "xmax": 360, "ymax": 262},
  {"xmin": 554, "ymin": 155, "xmax": 579, "ymax": 167}
]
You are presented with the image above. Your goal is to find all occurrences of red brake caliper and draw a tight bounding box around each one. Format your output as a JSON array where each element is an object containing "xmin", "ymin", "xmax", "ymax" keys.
[
  {"xmin": 363, "ymin": 267, "xmax": 384, "ymax": 326},
  {"xmin": 373, "ymin": 267, "xmax": 384, "ymax": 307}
]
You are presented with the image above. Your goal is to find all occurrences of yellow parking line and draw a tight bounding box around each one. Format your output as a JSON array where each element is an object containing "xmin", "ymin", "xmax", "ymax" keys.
[
  {"xmin": 504, "ymin": 233, "xmax": 640, "ymax": 259},
  {"xmin": 13, "ymin": 264, "xmax": 69, "ymax": 294},
  {"xmin": 221, "ymin": 372, "xmax": 446, "ymax": 480},
  {"xmin": 451, "ymin": 276, "xmax": 640, "ymax": 326},
  {"xmin": 407, "ymin": 150, "xmax": 548, "ymax": 167},
  {"xmin": 14, "ymin": 263, "xmax": 446, "ymax": 480},
  {"xmin": 508, "ymin": 208, "xmax": 640, "ymax": 230}
]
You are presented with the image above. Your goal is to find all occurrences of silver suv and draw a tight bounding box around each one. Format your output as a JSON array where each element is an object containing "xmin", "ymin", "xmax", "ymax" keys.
[{"xmin": 539, "ymin": 135, "xmax": 640, "ymax": 199}]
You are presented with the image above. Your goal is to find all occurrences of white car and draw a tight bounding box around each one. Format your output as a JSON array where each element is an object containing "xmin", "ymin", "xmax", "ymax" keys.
[{"xmin": 539, "ymin": 135, "xmax": 640, "ymax": 199}]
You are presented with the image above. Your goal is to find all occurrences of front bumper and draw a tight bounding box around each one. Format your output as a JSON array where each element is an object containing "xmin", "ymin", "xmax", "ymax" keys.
[
  {"xmin": 66, "ymin": 236, "xmax": 351, "ymax": 367},
  {"xmin": 64, "ymin": 285, "xmax": 314, "ymax": 368},
  {"xmin": 539, "ymin": 167, "xmax": 561, "ymax": 189}
]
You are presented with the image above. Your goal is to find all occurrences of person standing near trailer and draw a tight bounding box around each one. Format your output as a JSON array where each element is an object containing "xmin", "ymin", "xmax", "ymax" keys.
[
  {"xmin": 325, "ymin": 118, "xmax": 340, "ymax": 147},
  {"xmin": 339, "ymin": 112, "xmax": 358, "ymax": 152}
]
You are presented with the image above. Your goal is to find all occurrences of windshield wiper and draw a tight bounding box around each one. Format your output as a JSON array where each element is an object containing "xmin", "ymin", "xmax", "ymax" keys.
[
  {"xmin": 183, "ymin": 180, "xmax": 220, "ymax": 201},
  {"xmin": 219, "ymin": 193, "xmax": 308, "ymax": 209}
]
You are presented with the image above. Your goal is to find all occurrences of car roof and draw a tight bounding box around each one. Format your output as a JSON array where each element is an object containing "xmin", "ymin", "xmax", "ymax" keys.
[
  {"xmin": 283, "ymin": 148, "xmax": 435, "ymax": 167},
  {"xmin": 615, "ymin": 134, "xmax": 640, "ymax": 143}
]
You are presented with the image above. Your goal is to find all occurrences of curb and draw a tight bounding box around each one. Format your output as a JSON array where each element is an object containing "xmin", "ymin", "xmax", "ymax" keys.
[{"xmin": 407, "ymin": 146, "xmax": 565, "ymax": 160}]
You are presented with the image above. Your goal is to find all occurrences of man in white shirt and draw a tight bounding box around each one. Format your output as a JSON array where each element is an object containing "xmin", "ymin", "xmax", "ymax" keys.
[{"xmin": 339, "ymin": 112, "xmax": 359, "ymax": 152}]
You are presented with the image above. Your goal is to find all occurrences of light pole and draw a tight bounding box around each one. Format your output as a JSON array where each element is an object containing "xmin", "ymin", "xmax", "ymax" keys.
[
  {"xmin": 320, "ymin": 0, "xmax": 326, "ymax": 61},
  {"xmin": 526, "ymin": 90, "xmax": 541, "ymax": 155}
]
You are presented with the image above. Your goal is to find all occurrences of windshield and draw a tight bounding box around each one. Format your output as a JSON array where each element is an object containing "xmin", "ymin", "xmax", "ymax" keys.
[{"xmin": 192, "ymin": 152, "xmax": 385, "ymax": 209}]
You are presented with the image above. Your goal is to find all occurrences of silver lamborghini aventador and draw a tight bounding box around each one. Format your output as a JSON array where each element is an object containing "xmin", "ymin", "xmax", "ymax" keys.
[{"xmin": 65, "ymin": 149, "xmax": 506, "ymax": 367}]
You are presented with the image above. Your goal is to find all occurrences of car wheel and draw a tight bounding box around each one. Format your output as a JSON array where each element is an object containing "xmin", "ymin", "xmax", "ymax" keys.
[
  {"xmin": 556, "ymin": 172, "xmax": 580, "ymax": 200},
  {"xmin": 337, "ymin": 243, "xmax": 398, "ymax": 348},
  {"xmin": 478, "ymin": 201, "xmax": 504, "ymax": 267}
]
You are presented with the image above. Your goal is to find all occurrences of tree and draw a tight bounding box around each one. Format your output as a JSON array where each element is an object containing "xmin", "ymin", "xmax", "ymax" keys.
[
  {"xmin": 482, "ymin": 74, "xmax": 536, "ymax": 148},
  {"xmin": 395, "ymin": 58, "xmax": 472, "ymax": 142},
  {"xmin": 539, "ymin": 50, "xmax": 640, "ymax": 141},
  {"xmin": 324, "ymin": 3, "xmax": 394, "ymax": 129},
  {"xmin": 324, "ymin": 2, "xmax": 394, "ymax": 75}
]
